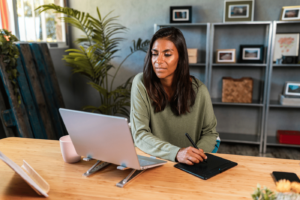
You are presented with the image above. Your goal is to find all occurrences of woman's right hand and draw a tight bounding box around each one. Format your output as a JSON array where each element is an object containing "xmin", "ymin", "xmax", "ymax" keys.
[{"xmin": 176, "ymin": 147, "xmax": 207, "ymax": 165}]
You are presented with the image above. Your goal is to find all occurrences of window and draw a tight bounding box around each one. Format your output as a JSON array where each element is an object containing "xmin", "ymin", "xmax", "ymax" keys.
[{"xmin": 1, "ymin": 0, "xmax": 67, "ymax": 48}]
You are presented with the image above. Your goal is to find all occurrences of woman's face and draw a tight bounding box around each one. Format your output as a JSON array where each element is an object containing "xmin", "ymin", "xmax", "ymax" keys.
[{"xmin": 151, "ymin": 38, "xmax": 179, "ymax": 81}]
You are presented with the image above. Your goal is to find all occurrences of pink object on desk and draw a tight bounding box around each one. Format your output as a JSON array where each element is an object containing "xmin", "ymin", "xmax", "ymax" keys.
[{"xmin": 59, "ymin": 135, "xmax": 81, "ymax": 163}]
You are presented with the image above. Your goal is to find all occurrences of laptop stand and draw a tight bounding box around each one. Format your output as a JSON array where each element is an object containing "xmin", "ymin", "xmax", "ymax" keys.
[
  {"xmin": 83, "ymin": 157, "xmax": 145, "ymax": 187},
  {"xmin": 83, "ymin": 159, "xmax": 111, "ymax": 177},
  {"xmin": 116, "ymin": 169, "xmax": 145, "ymax": 188}
]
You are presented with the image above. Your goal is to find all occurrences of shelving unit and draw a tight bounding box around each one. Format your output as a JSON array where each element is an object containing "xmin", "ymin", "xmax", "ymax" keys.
[
  {"xmin": 209, "ymin": 22, "xmax": 272, "ymax": 152},
  {"xmin": 263, "ymin": 21, "xmax": 300, "ymax": 153},
  {"xmin": 154, "ymin": 23, "xmax": 210, "ymax": 88},
  {"xmin": 154, "ymin": 21, "xmax": 300, "ymax": 153}
]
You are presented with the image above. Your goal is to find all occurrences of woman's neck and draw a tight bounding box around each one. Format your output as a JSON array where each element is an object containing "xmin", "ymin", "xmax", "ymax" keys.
[{"xmin": 160, "ymin": 76, "xmax": 174, "ymax": 101}]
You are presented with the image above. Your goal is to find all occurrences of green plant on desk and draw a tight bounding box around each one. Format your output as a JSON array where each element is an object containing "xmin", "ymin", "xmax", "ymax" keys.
[
  {"xmin": 37, "ymin": 4, "xmax": 149, "ymax": 117},
  {"xmin": 252, "ymin": 184, "xmax": 276, "ymax": 200}
]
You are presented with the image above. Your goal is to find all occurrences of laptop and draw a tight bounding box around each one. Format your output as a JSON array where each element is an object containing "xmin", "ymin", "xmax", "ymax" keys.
[{"xmin": 59, "ymin": 108, "xmax": 166, "ymax": 170}]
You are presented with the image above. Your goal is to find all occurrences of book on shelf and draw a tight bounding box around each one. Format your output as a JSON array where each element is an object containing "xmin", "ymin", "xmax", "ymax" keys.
[{"xmin": 279, "ymin": 95, "xmax": 300, "ymax": 106}]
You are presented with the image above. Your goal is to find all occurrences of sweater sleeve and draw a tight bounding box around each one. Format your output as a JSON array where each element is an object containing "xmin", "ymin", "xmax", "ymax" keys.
[
  {"xmin": 196, "ymin": 85, "xmax": 219, "ymax": 153},
  {"xmin": 130, "ymin": 74, "xmax": 180, "ymax": 161}
]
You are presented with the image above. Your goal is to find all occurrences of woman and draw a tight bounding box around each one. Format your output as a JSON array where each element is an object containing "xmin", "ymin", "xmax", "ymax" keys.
[{"xmin": 130, "ymin": 27, "xmax": 219, "ymax": 165}]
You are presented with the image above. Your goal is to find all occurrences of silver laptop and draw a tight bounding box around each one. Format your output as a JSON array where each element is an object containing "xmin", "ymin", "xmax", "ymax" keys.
[{"xmin": 59, "ymin": 108, "xmax": 166, "ymax": 170}]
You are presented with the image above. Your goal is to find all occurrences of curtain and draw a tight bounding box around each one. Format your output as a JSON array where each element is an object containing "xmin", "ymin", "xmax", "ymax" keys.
[{"xmin": 0, "ymin": 0, "xmax": 9, "ymax": 30}]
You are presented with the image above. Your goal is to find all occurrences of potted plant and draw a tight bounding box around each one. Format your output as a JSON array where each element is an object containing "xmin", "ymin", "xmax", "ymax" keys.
[
  {"xmin": 37, "ymin": 4, "xmax": 149, "ymax": 117},
  {"xmin": 0, "ymin": 29, "xmax": 20, "ymax": 104}
]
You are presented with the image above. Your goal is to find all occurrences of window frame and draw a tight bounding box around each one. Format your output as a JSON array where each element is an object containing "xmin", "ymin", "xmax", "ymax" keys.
[{"xmin": 9, "ymin": 0, "xmax": 69, "ymax": 49}]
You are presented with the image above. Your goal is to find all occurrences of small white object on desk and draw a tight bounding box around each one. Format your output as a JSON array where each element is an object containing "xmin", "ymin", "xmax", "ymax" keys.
[
  {"xmin": 0, "ymin": 151, "xmax": 50, "ymax": 197},
  {"xmin": 59, "ymin": 135, "xmax": 81, "ymax": 163}
]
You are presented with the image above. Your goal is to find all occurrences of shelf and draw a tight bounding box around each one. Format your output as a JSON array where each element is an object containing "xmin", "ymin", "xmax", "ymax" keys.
[
  {"xmin": 267, "ymin": 136, "xmax": 300, "ymax": 148},
  {"xmin": 212, "ymin": 64, "xmax": 267, "ymax": 67},
  {"xmin": 219, "ymin": 132, "xmax": 260, "ymax": 144},
  {"xmin": 156, "ymin": 23, "xmax": 208, "ymax": 27},
  {"xmin": 189, "ymin": 63, "xmax": 206, "ymax": 67},
  {"xmin": 269, "ymin": 101, "xmax": 300, "ymax": 108},
  {"xmin": 213, "ymin": 21, "xmax": 272, "ymax": 26},
  {"xmin": 212, "ymin": 98, "xmax": 263, "ymax": 107},
  {"xmin": 272, "ymin": 64, "xmax": 300, "ymax": 68}
]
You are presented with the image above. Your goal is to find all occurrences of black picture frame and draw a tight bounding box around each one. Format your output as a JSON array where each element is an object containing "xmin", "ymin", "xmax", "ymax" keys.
[
  {"xmin": 170, "ymin": 6, "xmax": 192, "ymax": 23},
  {"xmin": 239, "ymin": 45, "xmax": 264, "ymax": 63}
]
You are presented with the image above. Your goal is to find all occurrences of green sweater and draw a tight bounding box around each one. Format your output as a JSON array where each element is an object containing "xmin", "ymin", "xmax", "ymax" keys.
[{"xmin": 130, "ymin": 73, "xmax": 219, "ymax": 162}]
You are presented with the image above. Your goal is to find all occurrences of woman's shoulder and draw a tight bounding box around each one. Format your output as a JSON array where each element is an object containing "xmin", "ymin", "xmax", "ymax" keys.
[
  {"xmin": 191, "ymin": 77, "xmax": 205, "ymax": 89},
  {"xmin": 132, "ymin": 72, "xmax": 146, "ymax": 91},
  {"xmin": 133, "ymin": 72, "xmax": 144, "ymax": 85}
]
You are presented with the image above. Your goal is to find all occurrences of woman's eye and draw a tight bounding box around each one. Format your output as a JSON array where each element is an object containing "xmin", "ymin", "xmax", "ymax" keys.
[
  {"xmin": 165, "ymin": 54, "xmax": 172, "ymax": 57},
  {"xmin": 152, "ymin": 54, "xmax": 158, "ymax": 56}
]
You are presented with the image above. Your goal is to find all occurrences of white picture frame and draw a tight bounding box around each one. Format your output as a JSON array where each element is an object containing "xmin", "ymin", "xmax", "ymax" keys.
[
  {"xmin": 284, "ymin": 82, "xmax": 300, "ymax": 96},
  {"xmin": 216, "ymin": 49, "xmax": 236, "ymax": 63},
  {"xmin": 172, "ymin": 9, "xmax": 190, "ymax": 21},
  {"xmin": 242, "ymin": 48, "xmax": 260, "ymax": 60},
  {"xmin": 228, "ymin": 4, "xmax": 249, "ymax": 18},
  {"xmin": 273, "ymin": 33, "xmax": 300, "ymax": 62},
  {"xmin": 281, "ymin": 6, "xmax": 300, "ymax": 21}
]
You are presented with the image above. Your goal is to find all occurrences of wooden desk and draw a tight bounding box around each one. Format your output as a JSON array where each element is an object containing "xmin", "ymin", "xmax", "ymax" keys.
[{"xmin": 0, "ymin": 138, "xmax": 299, "ymax": 199}]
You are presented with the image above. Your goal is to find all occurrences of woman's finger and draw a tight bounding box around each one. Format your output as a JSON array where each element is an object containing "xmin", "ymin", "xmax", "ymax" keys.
[
  {"xmin": 187, "ymin": 154, "xmax": 200, "ymax": 163},
  {"xmin": 190, "ymin": 147, "xmax": 206, "ymax": 161},
  {"xmin": 185, "ymin": 159, "xmax": 194, "ymax": 165}
]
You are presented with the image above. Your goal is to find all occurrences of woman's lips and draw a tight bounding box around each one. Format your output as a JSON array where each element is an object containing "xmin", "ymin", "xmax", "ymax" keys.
[{"xmin": 155, "ymin": 68, "xmax": 167, "ymax": 71}]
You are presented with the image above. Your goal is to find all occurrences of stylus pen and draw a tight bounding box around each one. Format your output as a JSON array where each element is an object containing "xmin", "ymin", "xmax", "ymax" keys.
[{"xmin": 185, "ymin": 133, "xmax": 207, "ymax": 163}]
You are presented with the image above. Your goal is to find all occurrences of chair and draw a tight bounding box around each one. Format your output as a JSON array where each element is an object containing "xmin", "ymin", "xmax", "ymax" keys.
[{"xmin": 212, "ymin": 137, "xmax": 221, "ymax": 153}]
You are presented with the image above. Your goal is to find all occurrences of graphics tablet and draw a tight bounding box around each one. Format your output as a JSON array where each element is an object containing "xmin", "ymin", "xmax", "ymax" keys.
[{"xmin": 174, "ymin": 153, "xmax": 237, "ymax": 180}]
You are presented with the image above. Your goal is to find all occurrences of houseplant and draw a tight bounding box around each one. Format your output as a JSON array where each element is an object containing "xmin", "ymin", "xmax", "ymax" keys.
[
  {"xmin": 0, "ymin": 29, "xmax": 20, "ymax": 104},
  {"xmin": 37, "ymin": 4, "xmax": 149, "ymax": 117}
]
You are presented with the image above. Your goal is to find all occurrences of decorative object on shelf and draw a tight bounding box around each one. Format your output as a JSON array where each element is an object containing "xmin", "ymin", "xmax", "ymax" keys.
[
  {"xmin": 280, "ymin": 94, "xmax": 300, "ymax": 105},
  {"xmin": 170, "ymin": 6, "xmax": 192, "ymax": 23},
  {"xmin": 187, "ymin": 49, "xmax": 197, "ymax": 63},
  {"xmin": 277, "ymin": 130, "xmax": 300, "ymax": 145},
  {"xmin": 284, "ymin": 82, "xmax": 300, "ymax": 96},
  {"xmin": 239, "ymin": 45, "xmax": 264, "ymax": 63},
  {"xmin": 216, "ymin": 49, "xmax": 236, "ymax": 63},
  {"xmin": 276, "ymin": 58, "xmax": 283, "ymax": 64},
  {"xmin": 223, "ymin": 0, "xmax": 254, "ymax": 22},
  {"xmin": 280, "ymin": 6, "xmax": 300, "ymax": 21},
  {"xmin": 282, "ymin": 55, "xmax": 298, "ymax": 64},
  {"xmin": 222, "ymin": 77, "xmax": 253, "ymax": 103},
  {"xmin": 273, "ymin": 33, "xmax": 299, "ymax": 62}
]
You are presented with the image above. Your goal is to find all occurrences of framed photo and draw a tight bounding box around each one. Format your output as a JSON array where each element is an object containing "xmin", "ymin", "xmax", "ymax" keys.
[
  {"xmin": 239, "ymin": 45, "xmax": 264, "ymax": 63},
  {"xmin": 170, "ymin": 6, "xmax": 192, "ymax": 23},
  {"xmin": 273, "ymin": 33, "xmax": 299, "ymax": 62},
  {"xmin": 280, "ymin": 6, "xmax": 300, "ymax": 21},
  {"xmin": 224, "ymin": 0, "xmax": 254, "ymax": 22},
  {"xmin": 216, "ymin": 49, "xmax": 236, "ymax": 63},
  {"xmin": 284, "ymin": 82, "xmax": 300, "ymax": 96}
]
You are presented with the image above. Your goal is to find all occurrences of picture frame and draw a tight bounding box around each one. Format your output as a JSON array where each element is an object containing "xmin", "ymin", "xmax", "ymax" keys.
[
  {"xmin": 280, "ymin": 6, "xmax": 300, "ymax": 21},
  {"xmin": 170, "ymin": 6, "xmax": 192, "ymax": 23},
  {"xmin": 223, "ymin": 0, "xmax": 254, "ymax": 22},
  {"xmin": 216, "ymin": 49, "xmax": 236, "ymax": 63},
  {"xmin": 239, "ymin": 45, "xmax": 264, "ymax": 63},
  {"xmin": 273, "ymin": 33, "xmax": 299, "ymax": 62},
  {"xmin": 284, "ymin": 82, "xmax": 300, "ymax": 96}
]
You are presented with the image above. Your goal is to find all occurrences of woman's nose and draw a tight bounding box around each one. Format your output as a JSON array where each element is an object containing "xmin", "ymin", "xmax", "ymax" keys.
[{"xmin": 156, "ymin": 53, "xmax": 164, "ymax": 63}]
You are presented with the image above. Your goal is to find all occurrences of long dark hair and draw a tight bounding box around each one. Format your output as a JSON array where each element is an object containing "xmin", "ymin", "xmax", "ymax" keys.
[{"xmin": 143, "ymin": 27, "xmax": 198, "ymax": 116}]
